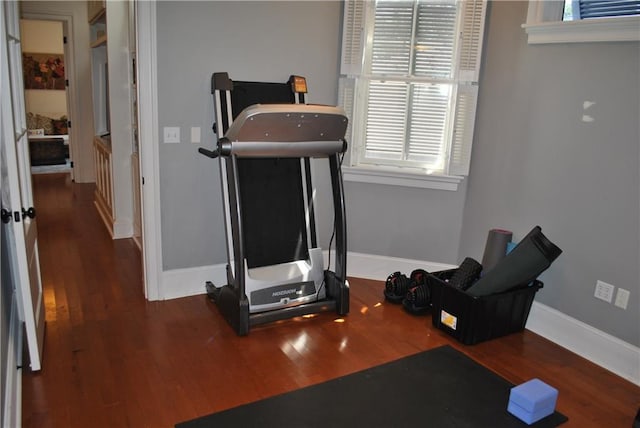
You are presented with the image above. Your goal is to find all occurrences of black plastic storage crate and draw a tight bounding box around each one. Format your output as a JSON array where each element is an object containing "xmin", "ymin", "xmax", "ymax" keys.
[{"xmin": 430, "ymin": 269, "xmax": 542, "ymax": 345}]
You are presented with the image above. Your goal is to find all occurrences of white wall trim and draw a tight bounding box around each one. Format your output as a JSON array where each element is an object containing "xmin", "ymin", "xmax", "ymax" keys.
[
  {"xmin": 157, "ymin": 251, "xmax": 455, "ymax": 301},
  {"xmin": 522, "ymin": 17, "xmax": 640, "ymax": 44},
  {"xmin": 345, "ymin": 251, "xmax": 456, "ymax": 279},
  {"xmin": 526, "ymin": 302, "xmax": 640, "ymax": 385},
  {"xmin": 343, "ymin": 166, "xmax": 463, "ymax": 191},
  {"xmin": 160, "ymin": 263, "xmax": 227, "ymax": 301},
  {"xmin": 523, "ymin": 1, "xmax": 640, "ymax": 44},
  {"xmin": 112, "ymin": 219, "xmax": 133, "ymax": 240},
  {"xmin": 136, "ymin": 0, "xmax": 162, "ymax": 301}
]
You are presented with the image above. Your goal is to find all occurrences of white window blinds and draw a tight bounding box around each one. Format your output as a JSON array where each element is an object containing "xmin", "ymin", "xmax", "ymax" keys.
[
  {"xmin": 340, "ymin": 0, "xmax": 366, "ymax": 76},
  {"xmin": 340, "ymin": 0, "xmax": 487, "ymax": 177},
  {"xmin": 572, "ymin": 0, "xmax": 640, "ymax": 19}
]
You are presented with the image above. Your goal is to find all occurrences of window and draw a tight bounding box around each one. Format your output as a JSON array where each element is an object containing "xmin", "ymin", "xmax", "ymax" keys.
[
  {"xmin": 339, "ymin": 0, "xmax": 487, "ymax": 188},
  {"xmin": 563, "ymin": 0, "xmax": 640, "ymax": 21},
  {"xmin": 523, "ymin": 0, "xmax": 640, "ymax": 44}
]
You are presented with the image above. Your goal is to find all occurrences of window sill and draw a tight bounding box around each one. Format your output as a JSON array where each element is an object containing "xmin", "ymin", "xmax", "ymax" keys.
[
  {"xmin": 522, "ymin": 16, "xmax": 640, "ymax": 44},
  {"xmin": 342, "ymin": 166, "xmax": 463, "ymax": 191}
]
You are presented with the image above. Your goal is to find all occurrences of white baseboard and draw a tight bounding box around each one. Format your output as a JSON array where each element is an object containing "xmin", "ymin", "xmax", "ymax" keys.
[
  {"xmin": 158, "ymin": 252, "xmax": 640, "ymax": 385},
  {"xmin": 112, "ymin": 218, "xmax": 133, "ymax": 240},
  {"xmin": 160, "ymin": 263, "xmax": 227, "ymax": 300},
  {"xmin": 526, "ymin": 302, "xmax": 640, "ymax": 385},
  {"xmin": 345, "ymin": 251, "xmax": 457, "ymax": 280},
  {"xmin": 93, "ymin": 201, "xmax": 133, "ymax": 240}
]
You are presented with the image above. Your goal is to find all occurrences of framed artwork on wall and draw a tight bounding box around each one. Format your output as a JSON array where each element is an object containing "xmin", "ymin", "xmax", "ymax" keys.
[{"xmin": 22, "ymin": 53, "xmax": 65, "ymax": 90}]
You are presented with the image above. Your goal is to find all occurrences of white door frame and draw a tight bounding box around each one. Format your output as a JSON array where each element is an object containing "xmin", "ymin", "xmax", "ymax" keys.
[{"xmin": 136, "ymin": 0, "xmax": 162, "ymax": 300}]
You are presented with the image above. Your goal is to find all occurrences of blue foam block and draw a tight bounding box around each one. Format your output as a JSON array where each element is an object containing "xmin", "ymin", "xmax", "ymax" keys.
[{"xmin": 507, "ymin": 378, "xmax": 558, "ymax": 425}]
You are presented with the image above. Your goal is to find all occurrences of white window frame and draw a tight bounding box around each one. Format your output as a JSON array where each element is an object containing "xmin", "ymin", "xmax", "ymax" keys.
[
  {"xmin": 339, "ymin": 0, "xmax": 487, "ymax": 191},
  {"xmin": 523, "ymin": 1, "xmax": 640, "ymax": 44}
]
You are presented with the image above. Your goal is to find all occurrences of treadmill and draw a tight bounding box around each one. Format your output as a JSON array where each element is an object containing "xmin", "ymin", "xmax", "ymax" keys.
[{"xmin": 198, "ymin": 72, "xmax": 349, "ymax": 335}]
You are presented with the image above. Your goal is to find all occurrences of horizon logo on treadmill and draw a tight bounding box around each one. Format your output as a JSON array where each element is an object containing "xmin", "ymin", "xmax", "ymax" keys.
[
  {"xmin": 251, "ymin": 281, "xmax": 315, "ymax": 306},
  {"xmin": 272, "ymin": 289, "xmax": 300, "ymax": 298}
]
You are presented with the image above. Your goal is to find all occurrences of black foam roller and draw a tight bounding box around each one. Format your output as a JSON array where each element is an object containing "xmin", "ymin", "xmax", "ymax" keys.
[
  {"xmin": 449, "ymin": 257, "xmax": 483, "ymax": 290},
  {"xmin": 467, "ymin": 226, "xmax": 562, "ymax": 297}
]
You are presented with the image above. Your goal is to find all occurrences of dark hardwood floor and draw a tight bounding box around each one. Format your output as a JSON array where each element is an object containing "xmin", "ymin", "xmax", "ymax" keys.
[{"xmin": 23, "ymin": 173, "xmax": 639, "ymax": 427}]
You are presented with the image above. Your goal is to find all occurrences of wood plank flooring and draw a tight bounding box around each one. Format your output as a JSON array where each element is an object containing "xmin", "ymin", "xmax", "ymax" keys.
[{"xmin": 23, "ymin": 173, "xmax": 640, "ymax": 427}]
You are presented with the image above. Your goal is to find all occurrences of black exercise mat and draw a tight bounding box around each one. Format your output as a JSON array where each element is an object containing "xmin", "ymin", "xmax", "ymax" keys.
[{"xmin": 176, "ymin": 345, "xmax": 568, "ymax": 428}]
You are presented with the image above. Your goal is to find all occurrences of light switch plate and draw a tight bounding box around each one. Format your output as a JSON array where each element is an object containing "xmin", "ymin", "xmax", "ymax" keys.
[
  {"xmin": 164, "ymin": 127, "xmax": 180, "ymax": 143},
  {"xmin": 594, "ymin": 280, "xmax": 614, "ymax": 303}
]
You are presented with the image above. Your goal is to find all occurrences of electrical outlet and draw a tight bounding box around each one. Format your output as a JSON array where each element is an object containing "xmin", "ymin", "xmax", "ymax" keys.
[
  {"xmin": 594, "ymin": 280, "xmax": 614, "ymax": 303},
  {"xmin": 614, "ymin": 288, "xmax": 630, "ymax": 310},
  {"xmin": 191, "ymin": 127, "xmax": 201, "ymax": 143}
]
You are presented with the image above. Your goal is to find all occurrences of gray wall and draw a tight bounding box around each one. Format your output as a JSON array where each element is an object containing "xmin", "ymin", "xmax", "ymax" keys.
[
  {"xmin": 345, "ymin": 180, "xmax": 467, "ymax": 264},
  {"xmin": 459, "ymin": 1, "xmax": 640, "ymax": 346},
  {"xmin": 156, "ymin": 1, "xmax": 343, "ymax": 270}
]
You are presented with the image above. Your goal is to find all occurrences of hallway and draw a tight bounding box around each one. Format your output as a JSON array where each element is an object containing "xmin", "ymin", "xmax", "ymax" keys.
[{"xmin": 22, "ymin": 173, "xmax": 640, "ymax": 427}]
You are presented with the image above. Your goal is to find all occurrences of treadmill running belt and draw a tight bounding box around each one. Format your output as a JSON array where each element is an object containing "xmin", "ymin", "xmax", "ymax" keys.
[{"xmin": 237, "ymin": 157, "xmax": 309, "ymax": 269}]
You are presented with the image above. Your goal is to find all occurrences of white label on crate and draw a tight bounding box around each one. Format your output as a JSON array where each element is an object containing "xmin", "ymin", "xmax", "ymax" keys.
[{"xmin": 441, "ymin": 310, "xmax": 457, "ymax": 330}]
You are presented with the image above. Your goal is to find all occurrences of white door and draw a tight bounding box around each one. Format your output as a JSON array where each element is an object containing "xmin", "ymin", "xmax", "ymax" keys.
[{"xmin": 1, "ymin": 1, "xmax": 45, "ymax": 371}]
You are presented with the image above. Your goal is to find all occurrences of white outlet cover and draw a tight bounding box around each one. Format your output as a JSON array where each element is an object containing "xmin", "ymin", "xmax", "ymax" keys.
[
  {"xmin": 191, "ymin": 127, "xmax": 201, "ymax": 143},
  {"xmin": 614, "ymin": 288, "xmax": 630, "ymax": 310}
]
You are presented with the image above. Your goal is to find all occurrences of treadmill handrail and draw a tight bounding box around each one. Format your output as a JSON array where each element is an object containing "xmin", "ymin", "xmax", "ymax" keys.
[
  {"xmin": 217, "ymin": 139, "xmax": 346, "ymax": 158},
  {"xmin": 198, "ymin": 147, "xmax": 219, "ymax": 159},
  {"xmin": 224, "ymin": 103, "xmax": 348, "ymax": 144}
]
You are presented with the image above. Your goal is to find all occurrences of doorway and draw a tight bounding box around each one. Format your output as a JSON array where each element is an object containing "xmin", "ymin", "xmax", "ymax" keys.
[
  {"xmin": 20, "ymin": 19, "xmax": 73, "ymax": 177},
  {"xmin": 22, "ymin": 2, "xmax": 148, "ymax": 292}
]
